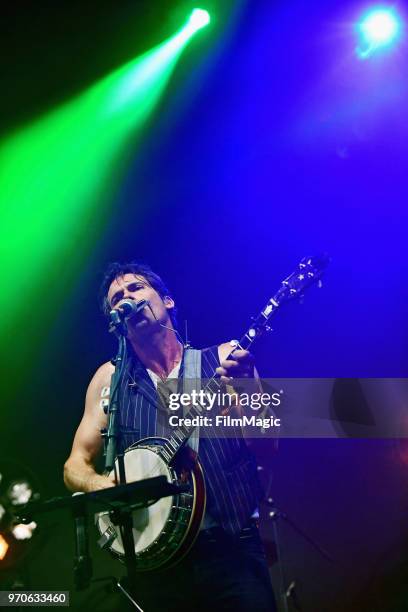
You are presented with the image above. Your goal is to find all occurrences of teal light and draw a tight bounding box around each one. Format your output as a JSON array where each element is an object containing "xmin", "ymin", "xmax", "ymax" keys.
[{"xmin": 187, "ymin": 8, "xmax": 211, "ymax": 32}]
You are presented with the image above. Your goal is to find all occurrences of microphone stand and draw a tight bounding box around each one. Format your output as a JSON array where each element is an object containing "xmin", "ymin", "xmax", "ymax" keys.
[
  {"xmin": 105, "ymin": 309, "xmax": 127, "ymax": 474},
  {"xmin": 15, "ymin": 478, "xmax": 186, "ymax": 612},
  {"xmin": 261, "ymin": 467, "xmax": 341, "ymax": 612},
  {"xmin": 104, "ymin": 310, "xmax": 138, "ymax": 597}
]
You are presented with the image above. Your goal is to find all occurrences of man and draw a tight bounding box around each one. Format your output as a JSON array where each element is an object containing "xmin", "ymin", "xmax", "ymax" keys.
[{"xmin": 64, "ymin": 261, "xmax": 276, "ymax": 611}]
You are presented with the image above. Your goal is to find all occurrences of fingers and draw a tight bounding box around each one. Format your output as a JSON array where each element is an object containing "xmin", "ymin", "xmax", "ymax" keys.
[
  {"xmin": 216, "ymin": 349, "xmax": 255, "ymax": 381},
  {"xmin": 229, "ymin": 349, "xmax": 254, "ymax": 361},
  {"xmin": 88, "ymin": 473, "xmax": 116, "ymax": 491},
  {"xmin": 216, "ymin": 372, "xmax": 234, "ymax": 385}
]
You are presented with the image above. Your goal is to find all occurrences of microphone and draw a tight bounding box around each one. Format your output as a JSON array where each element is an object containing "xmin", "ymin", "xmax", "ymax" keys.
[{"xmin": 111, "ymin": 299, "xmax": 148, "ymax": 321}]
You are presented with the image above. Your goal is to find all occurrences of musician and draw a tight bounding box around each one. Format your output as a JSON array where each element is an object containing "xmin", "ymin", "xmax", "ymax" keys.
[{"xmin": 64, "ymin": 262, "xmax": 276, "ymax": 611}]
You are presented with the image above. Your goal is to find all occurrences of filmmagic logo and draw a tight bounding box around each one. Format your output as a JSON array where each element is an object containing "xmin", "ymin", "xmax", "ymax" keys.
[
  {"xmin": 168, "ymin": 389, "xmax": 282, "ymax": 411},
  {"xmin": 168, "ymin": 414, "xmax": 281, "ymax": 429}
]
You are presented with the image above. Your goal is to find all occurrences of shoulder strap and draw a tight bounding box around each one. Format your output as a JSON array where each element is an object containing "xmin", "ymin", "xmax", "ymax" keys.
[
  {"xmin": 182, "ymin": 348, "xmax": 202, "ymax": 453},
  {"xmin": 183, "ymin": 347, "xmax": 201, "ymax": 379}
]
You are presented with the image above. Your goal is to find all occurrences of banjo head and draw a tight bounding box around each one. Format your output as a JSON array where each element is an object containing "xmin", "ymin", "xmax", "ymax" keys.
[
  {"xmin": 96, "ymin": 438, "xmax": 206, "ymax": 570},
  {"xmin": 97, "ymin": 445, "xmax": 173, "ymax": 556}
]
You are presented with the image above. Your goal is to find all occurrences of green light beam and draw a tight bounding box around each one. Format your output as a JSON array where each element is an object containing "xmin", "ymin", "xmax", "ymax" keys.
[{"xmin": 0, "ymin": 16, "xmax": 208, "ymax": 352}]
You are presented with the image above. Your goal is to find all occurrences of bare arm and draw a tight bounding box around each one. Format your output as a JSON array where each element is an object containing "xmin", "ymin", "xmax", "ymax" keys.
[{"xmin": 63, "ymin": 362, "xmax": 116, "ymax": 492}]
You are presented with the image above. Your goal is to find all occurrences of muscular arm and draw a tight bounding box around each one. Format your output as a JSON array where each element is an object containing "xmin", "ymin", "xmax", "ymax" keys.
[{"xmin": 63, "ymin": 362, "xmax": 116, "ymax": 492}]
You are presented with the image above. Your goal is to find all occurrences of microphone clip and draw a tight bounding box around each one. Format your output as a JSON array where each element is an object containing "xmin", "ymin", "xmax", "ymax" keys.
[
  {"xmin": 108, "ymin": 311, "xmax": 128, "ymax": 337},
  {"xmin": 108, "ymin": 300, "xmax": 148, "ymax": 336}
]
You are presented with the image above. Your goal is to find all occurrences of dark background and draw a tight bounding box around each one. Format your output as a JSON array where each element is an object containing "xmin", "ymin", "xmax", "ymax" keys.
[{"xmin": 1, "ymin": 1, "xmax": 407, "ymax": 610}]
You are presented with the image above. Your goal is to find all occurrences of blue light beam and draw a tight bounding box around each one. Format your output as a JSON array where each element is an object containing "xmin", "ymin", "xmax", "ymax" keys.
[{"xmin": 356, "ymin": 6, "xmax": 403, "ymax": 58}]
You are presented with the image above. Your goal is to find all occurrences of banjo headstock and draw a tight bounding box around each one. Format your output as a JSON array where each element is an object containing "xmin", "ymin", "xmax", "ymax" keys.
[
  {"xmin": 239, "ymin": 254, "xmax": 330, "ymax": 347},
  {"xmin": 274, "ymin": 254, "xmax": 330, "ymax": 305}
]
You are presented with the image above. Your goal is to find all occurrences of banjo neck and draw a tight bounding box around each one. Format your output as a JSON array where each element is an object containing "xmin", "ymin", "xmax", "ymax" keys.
[
  {"xmin": 159, "ymin": 344, "xmax": 253, "ymax": 465},
  {"xmin": 159, "ymin": 254, "xmax": 329, "ymax": 464}
]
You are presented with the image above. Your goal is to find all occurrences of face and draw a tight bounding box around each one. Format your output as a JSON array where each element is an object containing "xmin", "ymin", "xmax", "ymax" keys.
[{"xmin": 106, "ymin": 273, "xmax": 174, "ymax": 329}]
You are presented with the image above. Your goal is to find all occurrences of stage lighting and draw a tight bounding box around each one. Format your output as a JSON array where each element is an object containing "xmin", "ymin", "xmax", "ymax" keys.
[
  {"xmin": 8, "ymin": 481, "xmax": 33, "ymax": 505},
  {"xmin": 12, "ymin": 522, "xmax": 37, "ymax": 541},
  {"xmin": 357, "ymin": 7, "xmax": 402, "ymax": 57},
  {"xmin": 0, "ymin": 7, "xmax": 212, "ymax": 343},
  {"xmin": 187, "ymin": 8, "xmax": 211, "ymax": 32},
  {"xmin": 0, "ymin": 461, "xmax": 41, "ymax": 568},
  {"xmin": 0, "ymin": 533, "xmax": 9, "ymax": 561}
]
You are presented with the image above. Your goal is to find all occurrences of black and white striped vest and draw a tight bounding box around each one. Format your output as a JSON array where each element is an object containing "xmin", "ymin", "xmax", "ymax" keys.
[{"xmin": 117, "ymin": 346, "xmax": 262, "ymax": 535}]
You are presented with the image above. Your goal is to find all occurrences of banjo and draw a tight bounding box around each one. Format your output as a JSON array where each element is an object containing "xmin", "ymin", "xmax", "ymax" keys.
[{"xmin": 96, "ymin": 254, "xmax": 328, "ymax": 570}]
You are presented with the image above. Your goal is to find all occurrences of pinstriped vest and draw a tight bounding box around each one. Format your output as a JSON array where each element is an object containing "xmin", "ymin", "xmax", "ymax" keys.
[{"xmin": 117, "ymin": 345, "xmax": 262, "ymax": 535}]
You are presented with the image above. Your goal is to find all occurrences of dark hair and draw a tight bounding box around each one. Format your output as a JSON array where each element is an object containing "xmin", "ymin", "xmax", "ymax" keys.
[{"xmin": 99, "ymin": 261, "xmax": 177, "ymax": 327}]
